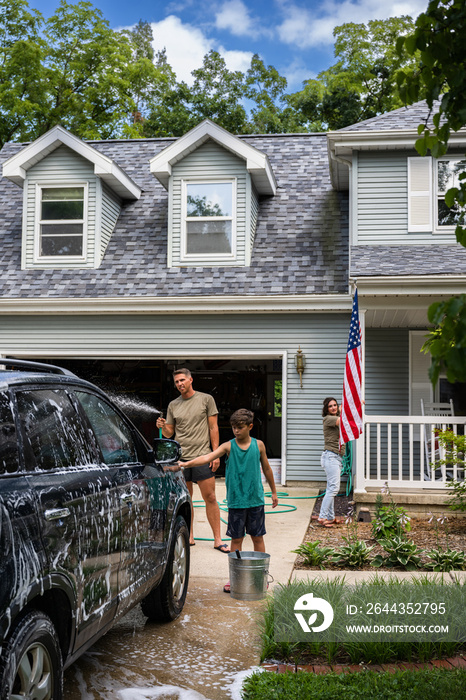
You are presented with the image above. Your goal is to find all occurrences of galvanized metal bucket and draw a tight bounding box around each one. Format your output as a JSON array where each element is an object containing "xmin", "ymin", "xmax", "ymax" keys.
[{"xmin": 228, "ymin": 551, "xmax": 271, "ymax": 601}]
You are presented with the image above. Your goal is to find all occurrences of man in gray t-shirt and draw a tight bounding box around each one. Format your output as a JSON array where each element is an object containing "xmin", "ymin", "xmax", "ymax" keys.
[{"xmin": 156, "ymin": 368, "xmax": 229, "ymax": 552}]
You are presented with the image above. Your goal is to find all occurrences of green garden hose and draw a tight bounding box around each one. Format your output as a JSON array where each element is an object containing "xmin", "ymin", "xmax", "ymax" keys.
[{"xmin": 190, "ymin": 442, "xmax": 354, "ymax": 541}]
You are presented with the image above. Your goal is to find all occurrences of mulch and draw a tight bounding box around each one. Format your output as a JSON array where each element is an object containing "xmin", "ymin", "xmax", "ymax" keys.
[
  {"xmin": 262, "ymin": 656, "xmax": 466, "ymax": 675},
  {"xmin": 263, "ymin": 492, "xmax": 466, "ymax": 673},
  {"xmin": 293, "ymin": 493, "xmax": 466, "ymax": 571}
]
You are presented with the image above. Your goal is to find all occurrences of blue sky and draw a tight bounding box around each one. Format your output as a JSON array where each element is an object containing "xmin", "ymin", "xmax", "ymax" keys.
[{"xmin": 34, "ymin": 0, "xmax": 427, "ymax": 91}]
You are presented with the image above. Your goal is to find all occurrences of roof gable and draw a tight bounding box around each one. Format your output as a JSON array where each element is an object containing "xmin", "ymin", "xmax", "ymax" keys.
[
  {"xmin": 149, "ymin": 119, "xmax": 276, "ymax": 195},
  {"xmin": 2, "ymin": 125, "xmax": 141, "ymax": 200},
  {"xmin": 327, "ymin": 101, "xmax": 466, "ymax": 190}
]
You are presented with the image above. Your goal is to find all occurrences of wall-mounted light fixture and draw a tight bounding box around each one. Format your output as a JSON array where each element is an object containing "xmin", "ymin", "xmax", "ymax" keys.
[{"xmin": 294, "ymin": 346, "xmax": 306, "ymax": 388}]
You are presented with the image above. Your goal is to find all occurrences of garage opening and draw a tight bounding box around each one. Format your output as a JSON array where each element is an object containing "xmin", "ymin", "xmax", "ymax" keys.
[{"xmin": 46, "ymin": 357, "xmax": 283, "ymax": 477}]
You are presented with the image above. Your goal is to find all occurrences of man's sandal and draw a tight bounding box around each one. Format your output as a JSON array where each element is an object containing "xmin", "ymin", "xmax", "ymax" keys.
[{"xmin": 214, "ymin": 544, "xmax": 230, "ymax": 553}]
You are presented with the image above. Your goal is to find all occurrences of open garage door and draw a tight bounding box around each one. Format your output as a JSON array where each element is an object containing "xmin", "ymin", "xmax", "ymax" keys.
[{"xmin": 41, "ymin": 357, "xmax": 284, "ymax": 479}]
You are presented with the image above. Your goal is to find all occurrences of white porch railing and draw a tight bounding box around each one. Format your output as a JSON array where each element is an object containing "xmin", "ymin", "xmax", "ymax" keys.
[{"xmin": 354, "ymin": 415, "xmax": 466, "ymax": 492}]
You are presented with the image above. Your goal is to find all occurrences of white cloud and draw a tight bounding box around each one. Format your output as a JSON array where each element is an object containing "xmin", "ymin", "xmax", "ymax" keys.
[
  {"xmin": 215, "ymin": 0, "xmax": 257, "ymax": 38},
  {"xmin": 218, "ymin": 46, "xmax": 254, "ymax": 73},
  {"xmin": 282, "ymin": 60, "xmax": 318, "ymax": 90},
  {"xmin": 277, "ymin": 0, "xmax": 427, "ymax": 49},
  {"xmin": 150, "ymin": 15, "xmax": 253, "ymax": 83},
  {"xmin": 151, "ymin": 16, "xmax": 212, "ymax": 83}
]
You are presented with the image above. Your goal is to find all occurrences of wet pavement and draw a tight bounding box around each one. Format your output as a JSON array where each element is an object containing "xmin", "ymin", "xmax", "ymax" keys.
[
  {"xmin": 63, "ymin": 581, "xmax": 263, "ymax": 700},
  {"xmin": 63, "ymin": 481, "xmax": 316, "ymax": 699}
]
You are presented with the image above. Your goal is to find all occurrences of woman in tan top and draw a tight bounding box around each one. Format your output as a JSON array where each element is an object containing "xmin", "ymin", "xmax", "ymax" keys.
[{"xmin": 317, "ymin": 397, "xmax": 345, "ymax": 528}]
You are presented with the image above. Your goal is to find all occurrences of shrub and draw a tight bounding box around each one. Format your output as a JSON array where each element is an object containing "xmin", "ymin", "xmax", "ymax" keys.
[
  {"xmin": 292, "ymin": 541, "xmax": 337, "ymax": 569},
  {"xmin": 372, "ymin": 483, "xmax": 411, "ymax": 539},
  {"xmin": 331, "ymin": 507, "xmax": 374, "ymax": 569},
  {"xmin": 332, "ymin": 538, "xmax": 374, "ymax": 569},
  {"xmin": 425, "ymin": 548, "xmax": 466, "ymax": 572},
  {"xmin": 436, "ymin": 429, "xmax": 466, "ymax": 512},
  {"xmin": 371, "ymin": 536, "xmax": 424, "ymax": 570}
]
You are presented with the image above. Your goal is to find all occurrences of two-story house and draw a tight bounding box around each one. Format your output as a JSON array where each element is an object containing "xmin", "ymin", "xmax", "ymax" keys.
[
  {"xmin": 1, "ymin": 104, "xmax": 465, "ymax": 502},
  {"xmin": 328, "ymin": 102, "xmax": 466, "ymax": 512}
]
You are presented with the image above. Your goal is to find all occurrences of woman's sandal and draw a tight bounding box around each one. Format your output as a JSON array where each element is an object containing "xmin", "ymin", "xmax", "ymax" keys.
[{"xmin": 319, "ymin": 519, "xmax": 335, "ymax": 528}]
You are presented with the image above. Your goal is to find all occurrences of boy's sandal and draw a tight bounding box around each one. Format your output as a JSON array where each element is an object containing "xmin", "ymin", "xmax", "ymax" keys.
[{"xmin": 223, "ymin": 582, "xmax": 231, "ymax": 593}]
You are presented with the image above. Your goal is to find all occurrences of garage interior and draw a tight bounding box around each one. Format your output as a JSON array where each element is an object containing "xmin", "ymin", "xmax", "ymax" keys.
[{"xmin": 44, "ymin": 358, "xmax": 283, "ymax": 476}]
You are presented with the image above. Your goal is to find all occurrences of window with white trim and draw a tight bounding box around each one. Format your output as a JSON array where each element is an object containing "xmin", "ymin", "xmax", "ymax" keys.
[
  {"xmin": 436, "ymin": 158, "xmax": 466, "ymax": 228},
  {"xmin": 182, "ymin": 180, "xmax": 235, "ymax": 259},
  {"xmin": 36, "ymin": 185, "xmax": 87, "ymax": 259},
  {"xmin": 408, "ymin": 156, "xmax": 466, "ymax": 233}
]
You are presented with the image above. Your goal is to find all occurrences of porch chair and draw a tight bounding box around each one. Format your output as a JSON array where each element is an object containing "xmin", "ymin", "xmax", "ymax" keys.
[{"xmin": 420, "ymin": 399, "xmax": 454, "ymax": 481}]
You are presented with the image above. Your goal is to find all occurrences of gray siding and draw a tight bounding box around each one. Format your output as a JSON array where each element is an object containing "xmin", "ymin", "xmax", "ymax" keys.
[
  {"xmin": 0, "ymin": 311, "xmax": 349, "ymax": 482},
  {"xmin": 364, "ymin": 329, "xmax": 416, "ymax": 480},
  {"xmin": 25, "ymin": 146, "xmax": 97, "ymax": 268},
  {"xmin": 100, "ymin": 182, "xmax": 122, "ymax": 262},
  {"xmin": 355, "ymin": 152, "xmax": 457, "ymax": 245},
  {"xmin": 170, "ymin": 141, "xmax": 249, "ymax": 267},
  {"xmin": 365, "ymin": 328, "xmax": 409, "ymax": 414},
  {"xmin": 250, "ymin": 183, "xmax": 259, "ymax": 252}
]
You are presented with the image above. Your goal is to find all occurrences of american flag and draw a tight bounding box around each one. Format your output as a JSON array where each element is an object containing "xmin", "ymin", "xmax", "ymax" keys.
[{"xmin": 340, "ymin": 288, "xmax": 363, "ymax": 446}]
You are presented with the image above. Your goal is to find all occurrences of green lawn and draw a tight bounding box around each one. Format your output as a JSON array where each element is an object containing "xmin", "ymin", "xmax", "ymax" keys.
[{"xmin": 241, "ymin": 667, "xmax": 466, "ymax": 699}]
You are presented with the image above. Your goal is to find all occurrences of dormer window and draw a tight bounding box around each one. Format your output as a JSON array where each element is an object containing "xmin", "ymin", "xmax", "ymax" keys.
[
  {"xmin": 2, "ymin": 125, "xmax": 140, "ymax": 269},
  {"xmin": 182, "ymin": 180, "xmax": 235, "ymax": 259},
  {"xmin": 149, "ymin": 120, "xmax": 276, "ymax": 268},
  {"xmin": 37, "ymin": 185, "xmax": 87, "ymax": 260}
]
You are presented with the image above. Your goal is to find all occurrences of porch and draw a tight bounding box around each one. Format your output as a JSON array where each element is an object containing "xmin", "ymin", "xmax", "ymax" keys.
[{"xmin": 353, "ymin": 415, "xmax": 466, "ymax": 519}]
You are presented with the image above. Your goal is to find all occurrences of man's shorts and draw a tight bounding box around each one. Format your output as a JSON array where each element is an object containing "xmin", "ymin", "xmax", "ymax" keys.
[
  {"xmin": 181, "ymin": 462, "xmax": 214, "ymax": 483},
  {"xmin": 226, "ymin": 505, "xmax": 266, "ymax": 539}
]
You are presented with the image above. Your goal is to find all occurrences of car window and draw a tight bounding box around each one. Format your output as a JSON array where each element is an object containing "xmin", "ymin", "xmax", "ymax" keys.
[
  {"xmin": 0, "ymin": 391, "xmax": 20, "ymax": 474},
  {"xmin": 16, "ymin": 388, "xmax": 96, "ymax": 471},
  {"xmin": 76, "ymin": 391, "xmax": 138, "ymax": 465}
]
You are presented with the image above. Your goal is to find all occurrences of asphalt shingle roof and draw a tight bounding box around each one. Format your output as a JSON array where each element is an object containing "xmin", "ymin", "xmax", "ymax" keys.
[
  {"xmin": 0, "ymin": 133, "xmax": 349, "ymax": 299},
  {"xmin": 339, "ymin": 101, "xmax": 442, "ymax": 132},
  {"xmin": 351, "ymin": 244, "xmax": 466, "ymax": 276}
]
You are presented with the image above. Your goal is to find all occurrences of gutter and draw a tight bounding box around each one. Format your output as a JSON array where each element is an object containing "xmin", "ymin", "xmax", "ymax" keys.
[{"xmin": 0, "ymin": 294, "xmax": 352, "ymax": 316}]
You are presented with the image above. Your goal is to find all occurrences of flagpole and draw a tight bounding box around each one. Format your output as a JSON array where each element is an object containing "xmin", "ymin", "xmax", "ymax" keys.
[{"xmin": 340, "ymin": 287, "xmax": 363, "ymax": 449}]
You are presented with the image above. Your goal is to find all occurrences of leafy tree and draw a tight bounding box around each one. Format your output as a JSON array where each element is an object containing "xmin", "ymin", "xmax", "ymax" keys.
[
  {"xmin": 397, "ymin": 1, "xmax": 466, "ymax": 384},
  {"xmin": 320, "ymin": 85, "xmax": 362, "ymax": 131},
  {"xmin": 187, "ymin": 194, "xmax": 224, "ymax": 217},
  {"xmin": 333, "ymin": 17, "xmax": 417, "ymax": 118},
  {"xmin": 119, "ymin": 20, "xmax": 162, "ymax": 136},
  {"xmin": 42, "ymin": 1, "xmax": 142, "ymax": 139},
  {"xmin": 189, "ymin": 51, "xmax": 248, "ymax": 133},
  {"xmin": 397, "ymin": 0, "xmax": 466, "ymax": 244},
  {"xmin": 285, "ymin": 79, "xmax": 326, "ymax": 132},
  {"xmin": 284, "ymin": 16, "xmax": 419, "ymax": 131},
  {"xmin": 311, "ymin": 16, "xmax": 418, "ymax": 129},
  {"xmin": 0, "ymin": 0, "xmax": 163, "ymax": 143},
  {"xmin": 143, "ymin": 50, "xmax": 248, "ymax": 136},
  {"xmin": 0, "ymin": 0, "xmax": 45, "ymax": 147},
  {"xmin": 142, "ymin": 49, "xmax": 195, "ymax": 137},
  {"xmin": 244, "ymin": 54, "xmax": 304, "ymax": 134}
]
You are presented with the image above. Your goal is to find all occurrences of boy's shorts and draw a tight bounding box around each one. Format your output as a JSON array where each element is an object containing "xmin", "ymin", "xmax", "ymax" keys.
[
  {"xmin": 181, "ymin": 462, "xmax": 213, "ymax": 483},
  {"xmin": 226, "ymin": 505, "xmax": 266, "ymax": 539}
]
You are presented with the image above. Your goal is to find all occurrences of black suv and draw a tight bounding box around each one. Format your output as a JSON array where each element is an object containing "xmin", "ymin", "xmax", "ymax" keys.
[{"xmin": 0, "ymin": 359, "xmax": 191, "ymax": 699}]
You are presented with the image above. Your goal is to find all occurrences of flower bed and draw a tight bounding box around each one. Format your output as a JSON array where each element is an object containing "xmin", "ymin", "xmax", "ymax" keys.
[{"xmin": 293, "ymin": 492, "xmax": 466, "ymax": 572}]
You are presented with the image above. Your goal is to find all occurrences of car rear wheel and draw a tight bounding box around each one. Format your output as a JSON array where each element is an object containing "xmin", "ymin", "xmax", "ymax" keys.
[
  {"xmin": 0, "ymin": 610, "xmax": 63, "ymax": 700},
  {"xmin": 141, "ymin": 515, "xmax": 190, "ymax": 622}
]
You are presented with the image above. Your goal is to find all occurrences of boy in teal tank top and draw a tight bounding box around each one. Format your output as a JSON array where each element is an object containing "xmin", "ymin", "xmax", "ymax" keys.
[{"xmin": 175, "ymin": 408, "xmax": 278, "ymax": 591}]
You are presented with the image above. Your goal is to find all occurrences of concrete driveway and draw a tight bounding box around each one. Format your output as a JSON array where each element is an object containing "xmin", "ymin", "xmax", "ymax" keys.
[
  {"xmin": 190, "ymin": 479, "xmax": 317, "ymax": 590},
  {"xmin": 63, "ymin": 479, "xmax": 317, "ymax": 699}
]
